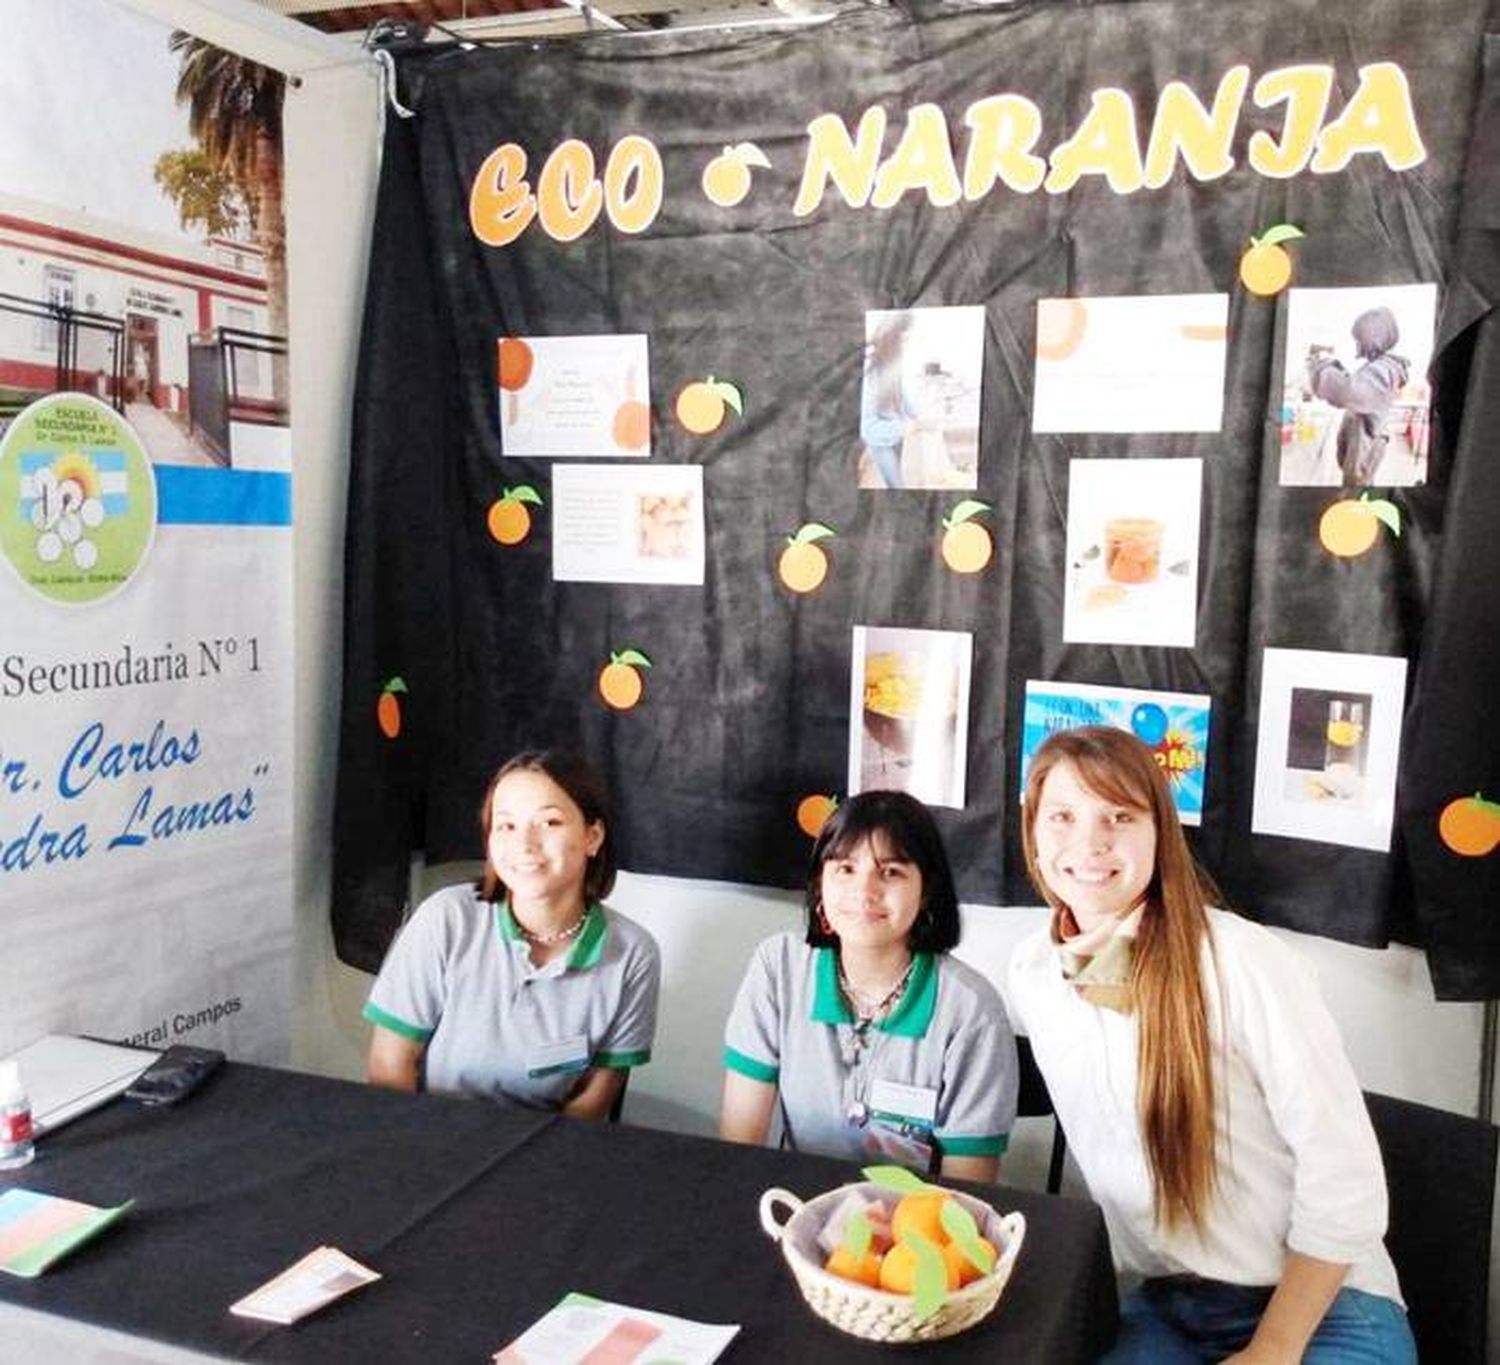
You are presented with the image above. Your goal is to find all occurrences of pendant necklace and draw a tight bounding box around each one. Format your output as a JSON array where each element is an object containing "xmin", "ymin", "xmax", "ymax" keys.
[{"xmin": 837, "ymin": 957, "xmax": 914, "ymax": 1125}]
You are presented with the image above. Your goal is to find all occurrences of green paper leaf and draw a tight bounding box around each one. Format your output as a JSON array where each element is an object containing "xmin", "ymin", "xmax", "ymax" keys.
[
  {"xmin": 791, "ymin": 522, "xmax": 836, "ymax": 544},
  {"xmin": 505, "ymin": 484, "xmax": 544, "ymax": 506},
  {"xmin": 861, "ymin": 1164, "xmax": 937, "ymax": 1195},
  {"xmin": 1255, "ymin": 223, "xmax": 1305, "ymax": 247},
  {"xmin": 945, "ymin": 499, "xmax": 991, "ymax": 527},
  {"xmin": 905, "ymin": 1229, "xmax": 949, "ymax": 1321},
  {"xmin": 612, "ymin": 648, "xmax": 653, "ymax": 668},
  {"xmin": 712, "ymin": 381, "xmax": 744, "ymax": 415},
  {"xmin": 383, "ymin": 676, "xmax": 408, "ymax": 694},
  {"xmin": 843, "ymin": 1210, "xmax": 873, "ymax": 1260},
  {"xmin": 940, "ymin": 1200, "xmax": 996, "ymax": 1275},
  {"xmin": 1363, "ymin": 497, "xmax": 1401, "ymax": 537}
]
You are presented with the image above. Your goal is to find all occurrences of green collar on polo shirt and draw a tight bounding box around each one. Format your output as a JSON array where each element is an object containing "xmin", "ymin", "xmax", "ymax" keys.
[
  {"xmin": 811, "ymin": 948, "xmax": 937, "ymax": 1037},
  {"xmin": 495, "ymin": 901, "xmax": 608, "ymax": 969}
]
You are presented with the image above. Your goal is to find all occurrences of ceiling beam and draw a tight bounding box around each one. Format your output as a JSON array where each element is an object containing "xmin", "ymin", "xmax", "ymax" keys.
[{"xmin": 112, "ymin": 0, "xmax": 357, "ymax": 74}]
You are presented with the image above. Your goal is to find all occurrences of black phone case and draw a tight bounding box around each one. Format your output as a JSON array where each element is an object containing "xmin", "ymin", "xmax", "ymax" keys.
[{"xmin": 124, "ymin": 1045, "xmax": 225, "ymax": 1106}]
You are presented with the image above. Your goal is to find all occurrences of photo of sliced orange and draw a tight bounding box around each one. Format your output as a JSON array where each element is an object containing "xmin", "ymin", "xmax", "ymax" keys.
[
  {"xmin": 778, "ymin": 523, "xmax": 835, "ymax": 594},
  {"xmin": 599, "ymin": 648, "xmax": 652, "ymax": 711}
]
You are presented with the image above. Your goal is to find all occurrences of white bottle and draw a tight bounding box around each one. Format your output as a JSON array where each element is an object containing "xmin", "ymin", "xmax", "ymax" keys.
[{"xmin": 0, "ymin": 1059, "xmax": 36, "ymax": 1170}]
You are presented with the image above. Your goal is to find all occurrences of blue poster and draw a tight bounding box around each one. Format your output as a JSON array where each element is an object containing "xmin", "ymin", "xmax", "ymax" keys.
[{"xmin": 1021, "ymin": 680, "xmax": 1212, "ymax": 824}]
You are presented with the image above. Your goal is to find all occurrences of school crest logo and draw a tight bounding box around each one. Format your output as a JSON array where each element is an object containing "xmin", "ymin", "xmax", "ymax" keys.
[{"xmin": 0, "ymin": 393, "xmax": 157, "ymax": 605}]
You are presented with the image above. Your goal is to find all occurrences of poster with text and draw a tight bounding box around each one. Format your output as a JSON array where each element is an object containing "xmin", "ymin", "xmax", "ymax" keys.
[
  {"xmin": 849, "ymin": 626, "xmax": 972, "ymax": 808},
  {"xmin": 0, "ymin": 2, "xmax": 293, "ymax": 1060},
  {"xmin": 1021, "ymin": 679, "xmax": 1211, "ymax": 824},
  {"xmin": 499, "ymin": 334, "xmax": 652, "ymax": 458},
  {"xmin": 552, "ymin": 464, "xmax": 705, "ymax": 584},
  {"xmin": 1252, "ymin": 648, "xmax": 1408, "ymax": 851}
]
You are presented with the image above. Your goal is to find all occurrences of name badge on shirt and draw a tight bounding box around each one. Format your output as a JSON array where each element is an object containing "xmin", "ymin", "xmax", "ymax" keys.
[
  {"xmin": 526, "ymin": 1034, "xmax": 591, "ymax": 1078},
  {"xmin": 868, "ymin": 1079, "xmax": 937, "ymax": 1125}
]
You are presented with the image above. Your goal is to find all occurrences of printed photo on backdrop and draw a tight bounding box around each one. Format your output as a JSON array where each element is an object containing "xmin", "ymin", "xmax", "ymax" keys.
[
  {"xmin": 1252, "ymin": 648, "xmax": 1408, "ymax": 851},
  {"xmin": 1032, "ymin": 294, "xmax": 1228, "ymax": 433},
  {"xmin": 1021, "ymin": 679, "xmax": 1211, "ymax": 825},
  {"xmin": 1277, "ymin": 283, "xmax": 1437, "ymax": 489},
  {"xmin": 1062, "ymin": 457, "xmax": 1202, "ymax": 648},
  {"xmin": 552, "ymin": 464, "xmax": 705, "ymax": 584},
  {"xmin": 848, "ymin": 626, "xmax": 972, "ymax": 808},
  {"xmin": 498, "ymin": 333, "xmax": 652, "ymax": 458},
  {"xmin": 856, "ymin": 306, "xmax": 984, "ymax": 491}
]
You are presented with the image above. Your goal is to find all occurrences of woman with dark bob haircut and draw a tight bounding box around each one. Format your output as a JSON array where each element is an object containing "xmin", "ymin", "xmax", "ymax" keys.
[
  {"xmin": 364, "ymin": 749, "xmax": 660, "ymax": 1120},
  {"xmin": 721, "ymin": 790, "xmax": 1017, "ymax": 1178}
]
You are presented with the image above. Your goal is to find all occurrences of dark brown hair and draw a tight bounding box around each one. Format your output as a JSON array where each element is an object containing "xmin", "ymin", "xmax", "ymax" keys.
[
  {"xmin": 476, "ymin": 749, "xmax": 616, "ymax": 904},
  {"xmin": 1021, "ymin": 725, "xmax": 1219, "ymax": 1232},
  {"xmin": 806, "ymin": 790, "xmax": 960, "ymax": 954}
]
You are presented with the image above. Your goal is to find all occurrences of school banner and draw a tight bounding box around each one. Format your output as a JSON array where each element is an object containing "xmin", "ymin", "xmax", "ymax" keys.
[
  {"xmin": 336, "ymin": 0, "xmax": 1500, "ymax": 998},
  {"xmin": 0, "ymin": 2, "xmax": 294, "ymax": 1056}
]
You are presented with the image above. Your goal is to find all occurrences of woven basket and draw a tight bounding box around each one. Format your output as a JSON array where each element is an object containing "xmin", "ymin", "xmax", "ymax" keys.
[{"xmin": 759, "ymin": 1181, "xmax": 1026, "ymax": 1344}]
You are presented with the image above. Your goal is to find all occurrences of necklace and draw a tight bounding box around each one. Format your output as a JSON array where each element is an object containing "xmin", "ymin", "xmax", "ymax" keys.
[
  {"xmin": 517, "ymin": 912, "xmax": 587, "ymax": 945},
  {"xmin": 837, "ymin": 956, "xmax": 914, "ymax": 1025}
]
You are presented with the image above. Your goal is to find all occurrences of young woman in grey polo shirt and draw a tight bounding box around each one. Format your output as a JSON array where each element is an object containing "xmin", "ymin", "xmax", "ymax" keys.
[
  {"xmin": 363, "ymin": 750, "xmax": 660, "ymax": 1120},
  {"xmin": 720, "ymin": 791, "xmax": 1017, "ymax": 1180}
]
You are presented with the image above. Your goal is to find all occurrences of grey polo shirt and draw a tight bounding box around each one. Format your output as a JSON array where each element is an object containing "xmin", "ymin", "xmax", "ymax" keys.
[
  {"xmin": 363, "ymin": 884, "xmax": 660, "ymax": 1109},
  {"xmin": 723, "ymin": 932, "xmax": 1017, "ymax": 1164}
]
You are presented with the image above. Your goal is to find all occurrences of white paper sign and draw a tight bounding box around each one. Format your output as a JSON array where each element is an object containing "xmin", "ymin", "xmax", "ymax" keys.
[{"xmin": 552, "ymin": 464, "xmax": 705, "ymax": 585}]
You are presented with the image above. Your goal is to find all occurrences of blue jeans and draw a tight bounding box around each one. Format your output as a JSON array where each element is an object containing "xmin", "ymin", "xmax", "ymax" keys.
[
  {"xmin": 864, "ymin": 440, "xmax": 902, "ymax": 489},
  {"xmin": 1102, "ymin": 1277, "xmax": 1416, "ymax": 1364}
]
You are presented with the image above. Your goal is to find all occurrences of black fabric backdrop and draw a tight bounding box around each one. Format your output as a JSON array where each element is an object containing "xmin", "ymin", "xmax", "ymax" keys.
[{"xmin": 334, "ymin": 0, "xmax": 1500, "ymax": 999}]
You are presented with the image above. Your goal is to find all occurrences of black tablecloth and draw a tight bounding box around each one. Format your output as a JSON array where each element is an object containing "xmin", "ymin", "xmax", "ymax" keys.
[{"xmin": 0, "ymin": 1064, "xmax": 1118, "ymax": 1362}]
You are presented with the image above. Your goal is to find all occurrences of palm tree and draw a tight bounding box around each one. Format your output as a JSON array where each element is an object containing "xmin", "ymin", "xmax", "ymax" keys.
[{"xmin": 168, "ymin": 32, "xmax": 288, "ymax": 348}]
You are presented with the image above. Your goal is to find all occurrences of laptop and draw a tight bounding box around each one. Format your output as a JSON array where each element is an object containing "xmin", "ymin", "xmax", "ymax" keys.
[{"xmin": 3, "ymin": 1034, "xmax": 161, "ymax": 1135}]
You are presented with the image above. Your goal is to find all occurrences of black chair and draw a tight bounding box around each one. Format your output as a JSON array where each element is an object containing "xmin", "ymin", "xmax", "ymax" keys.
[
  {"xmin": 1365, "ymin": 1090, "xmax": 1498, "ymax": 1365},
  {"xmin": 1016, "ymin": 1035, "xmax": 1068, "ymax": 1195}
]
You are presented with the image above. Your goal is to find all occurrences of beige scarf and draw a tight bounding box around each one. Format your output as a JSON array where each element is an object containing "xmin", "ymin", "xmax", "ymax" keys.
[{"xmin": 1053, "ymin": 904, "xmax": 1143, "ymax": 1014}]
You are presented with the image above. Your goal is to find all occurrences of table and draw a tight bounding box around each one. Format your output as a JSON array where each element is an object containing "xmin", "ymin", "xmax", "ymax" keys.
[{"xmin": 0, "ymin": 1064, "xmax": 1118, "ymax": 1362}]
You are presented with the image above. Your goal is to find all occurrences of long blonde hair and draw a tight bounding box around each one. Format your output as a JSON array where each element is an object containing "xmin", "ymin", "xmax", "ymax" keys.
[{"xmin": 1021, "ymin": 726, "xmax": 1220, "ymax": 1233}]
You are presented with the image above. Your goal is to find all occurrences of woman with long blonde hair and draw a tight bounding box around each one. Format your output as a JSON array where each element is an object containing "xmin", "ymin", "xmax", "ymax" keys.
[{"xmin": 1008, "ymin": 726, "xmax": 1413, "ymax": 1363}]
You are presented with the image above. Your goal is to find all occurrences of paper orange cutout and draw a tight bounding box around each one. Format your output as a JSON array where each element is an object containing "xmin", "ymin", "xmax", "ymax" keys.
[
  {"xmin": 701, "ymin": 142, "xmax": 772, "ymax": 208},
  {"xmin": 1239, "ymin": 224, "xmax": 1304, "ymax": 296},
  {"xmin": 599, "ymin": 649, "xmax": 651, "ymax": 711},
  {"xmin": 779, "ymin": 524, "xmax": 834, "ymax": 594},
  {"xmin": 377, "ymin": 677, "xmax": 407, "ymax": 739},
  {"xmin": 675, "ymin": 377, "xmax": 744, "ymax": 435},
  {"xmin": 941, "ymin": 501, "xmax": 992, "ymax": 573},
  {"xmin": 1319, "ymin": 494, "xmax": 1400, "ymax": 558},
  {"xmin": 1439, "ymin": 794, "xmax": 1500, "ymax": 857},
  {"xmin": 796, "ymin": 793, "xmax": 837, "ymax": 838},
  {"xmin": 487, "ymin": 485, "xmax": 543, "ymax": 545}
]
